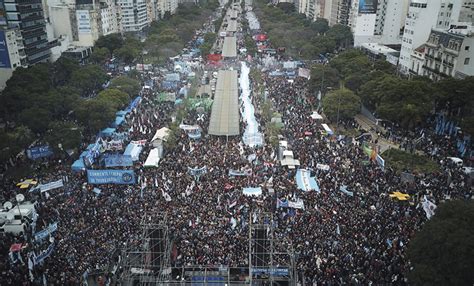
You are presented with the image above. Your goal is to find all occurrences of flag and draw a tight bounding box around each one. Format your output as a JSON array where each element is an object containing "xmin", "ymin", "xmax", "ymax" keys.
[{"xmin": 422, "ymin": 196, "xmax": 437, "ymax": 219}]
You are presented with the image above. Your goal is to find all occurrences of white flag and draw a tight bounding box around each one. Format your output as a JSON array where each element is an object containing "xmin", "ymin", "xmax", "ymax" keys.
[{"xmin": 422, "ymin": 196, "xmax": 437, "ymax": 219}]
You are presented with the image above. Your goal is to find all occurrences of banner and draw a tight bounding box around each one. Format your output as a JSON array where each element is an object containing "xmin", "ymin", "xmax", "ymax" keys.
[
  {"xmin": 316, "ymin": 163, "xmax": 330, "ymax": 171},
  {"xmin": 87, "ymin": 170, "xmax": 135, "ymax": 185},
  {"xmin": 104, "ymin": 154, "xmax": 133, "ymax": 167},
  {"xmin": 104, "ymin": 140, "xmax": 123, "ymax": 151},
  {"xmin": 229, "ymin": 169, "xmax": 252, "ymax": 176},
  {"xmin": 339, "ymin": 185, "xmax": 354, "ymax": 197},
  {"xmin": 31, "ymin": 180, "xmax": 63, "ymax": 193},
  {"xmin": 188, "ymin": 129, "xmax": 201, "ymax": 140},
  {"xmin": 277, "ymin": 198, "xmax": 305, "ymax": 209},
  {"xmin": 188, "ymin": 166, "xmax": 208, "ymax": 177},
  {"xmin": 131, "ymin": 140, "xmax": 147, "ymax": 146},
  {"xmin": 251, "ymin": 268, "xmax": 289, "ymax": 276},
  {"xmin": 296, "ymin": 169, "xmax": 320, "ymax": 192},
  {"xmin": 359, "ymin": 0, "xmax": 377, "ymax": 13},
  {"xmin": 34, "ymin": 242, "xmax": 55, "ymax": 265},
  {"xmin": 34, "ymin": 223, "xmax": 58, "ymax": 242},
  {"xmin": 243, "ymin": 187, "xmax": 262, "ymax": 196},
  {"xmin": 298, "ymin": 68, "xmax": 310, "ymax": 79},
  {"xmin": 376, "ymin": 154, "xmax": 385, "ymax": 169},
  {"xmin": 27, "ymin": 146, "xmax": 53, "ymax": 160}
]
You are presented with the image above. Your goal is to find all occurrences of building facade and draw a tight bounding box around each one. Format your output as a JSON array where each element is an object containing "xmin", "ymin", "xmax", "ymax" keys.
[
  {"xmin": 0, "ymin": 27, "xmax": 27, "ymax": 89},
  {"xmin": 0, "ymin": 0, "xmax": 53, "ymax": 64},
  {"xmin": 118, "ymin": 0, "xmax": 148, "ymax": 32}
]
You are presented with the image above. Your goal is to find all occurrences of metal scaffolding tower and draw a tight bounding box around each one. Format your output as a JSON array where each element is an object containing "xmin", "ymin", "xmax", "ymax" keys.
[{"xmin": 249, "ymin": 212, "xmax": 295, "ymax": 286}]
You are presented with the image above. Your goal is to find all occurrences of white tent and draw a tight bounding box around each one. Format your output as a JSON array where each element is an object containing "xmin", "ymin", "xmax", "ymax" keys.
[
  {"xmin": 310, "ymin": 111, "xmax": 323, "ymax": 120},
  {"xmin": 151, "ymin": 127, "xmax": 170, "ymax": 147},
  {"xmin": 124, "ymin": 143, "xmax": 143, "ymax": 161},
  {"xmin": 144, "ymin": 148, "xmax": 160, "ymax": 167}
]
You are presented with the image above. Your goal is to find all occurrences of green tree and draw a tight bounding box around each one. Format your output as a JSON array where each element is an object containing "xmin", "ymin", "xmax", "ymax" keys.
[
  {"xmin": 407, "ymin": 200, "xmax": 474, "ymax": 286},
  {"xmin": 91, "ymin": 47, "xmax": 109, "ymax": 64},
  {"xmin": 97, "ymin": 88, "xmax": 130, "ymax": 109},
  {"xmin": 308, "ymin": 65, "xmax": 339, "ymax": 94},
  {"xmin": 116, "ymin": 45, "xmax": 140, "ymax": 65},
  {"xmin": 45, "ymin": 121, "xmax": 83, "ymax": 152},
  {"xmin": 70, "ymin": 65, "xmax": 109, "ymax": 97},
  {"xmin": 310, "ymin": 18, "xmax": 329, "ymax": 35},
  {"xmin": 322, "ymin": 89, "xmax": 361, "ymax": 122},
  {"xmin": 0, "ymin": 126, "xmax": 34, "ymax": 163},
  {"xmin": 18, "ymin": 107, "xmax": 52, "ymax": 134},
  {"xmin": 109, "ymin": 76, "xmax": 141, "ymax": 97},
  {"xmin": 50, "ymin": 57, "xmax": 80, "ymax": 86},
  {"xmin": 326, "ymin": 24, "xmax": 353, "ymax": 48},
  {"xmin": 74, "ymin": 98, "xmax": 116, "ymax": 133},
  {"xmin": 95, "ymin": 33, "xmax": 124, "ymax": 56},
  {"xmin": 330, "ymin": 49, "xmax": 371, "ymax": 79}
]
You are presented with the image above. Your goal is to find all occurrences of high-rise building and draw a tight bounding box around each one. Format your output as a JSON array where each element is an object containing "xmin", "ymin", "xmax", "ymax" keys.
[
  {"xmin": 348, "ymin": 0, "xmax": 409, "ymax": 46},
  {"xmin": 118, "ymin": 0, "xmax": 148, "ymax": 32},
  {"xmin": 156, "ymin": 0, "xmax": 177, "ymax": 19},
  {"xmin": 0, "ymin": 27, "xmax": 27, "ymax": 89},
  {"xmin": 0, "ymin": 0, "xmax": 53, "ymax": 64},
  {"xmin": 329, "ymin": 0, "xmax": 350, "ymax": 26}
]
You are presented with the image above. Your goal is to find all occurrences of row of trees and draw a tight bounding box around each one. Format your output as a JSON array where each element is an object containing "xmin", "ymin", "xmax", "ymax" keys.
[
  {"xmin": 254, "ymin": 0, "xmax": 352, "ymax": 59},
  {"xmin": 0, "ymin": 57, "xmax": 141, "ymax": 162},
  {"xmin": 311, "ymin": 50, "xmax": 474, "ymax": 132}
]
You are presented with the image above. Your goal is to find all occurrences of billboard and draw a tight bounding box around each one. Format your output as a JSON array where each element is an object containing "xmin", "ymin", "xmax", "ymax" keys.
[
  {"xmin": 359, "ymin": 0, "xmax": 377, "ymax": 14},
  {"xmin": 0, "ymin": 30, "xmax": 11, "ymax": 69},
  {"xmin": 87, "ymin": 170, "xmax": 135, "ymax": 184},
  {"xmin": 76, "ymin": 10, "xmax": 91, "ymax": 33}
]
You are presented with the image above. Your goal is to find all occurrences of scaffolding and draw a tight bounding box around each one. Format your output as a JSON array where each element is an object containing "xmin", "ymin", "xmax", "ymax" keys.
[
  {"xmin": 119, "ymin": 212, "xmax": 296, "ymax": 286},
  {"xmin": 120, "ymin": 212, "xmax": 171, "ymax": 286},
  {"xmin": 249, "ymin": 212, "xmax": 295, "ymax": 286}
]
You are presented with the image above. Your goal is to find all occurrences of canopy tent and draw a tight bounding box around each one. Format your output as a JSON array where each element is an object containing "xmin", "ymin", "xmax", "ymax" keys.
[
  {"xmin": 125, "ymin": 96, "xmax": 141, "ymax": 112},
  {"xmin": 254, "ymin": 34, "xmax": 267, "ymax": 42},
  {"xmin": 71, "ymin": 159, "xmax": 85, "ymax": 172},
  {"xmin": 208, "ymin": 70, "xmax": 240, "ymax": 136},
  {"xmin": 151, "ymin": 127, "xmax": 170, "ymax": 147},
  {"xmin": 321, "ymin": 123, "xmax": 333, "ymax": 135},
  {"xmin": 100, "ymin": 128, "xmax": 116, "ymax": 137},
  {"xmin": 222, "ymin": 37, "xmax": 237, "ymax": 58},
  {"xmin": 310, "ymin": 111, "xmax": 323, "ymax": 120},
  {"xmin": 123, "ymin": 143, "xmax": 143, "ymax": 161},
  {"xmin": 112, "ymin": 115, "xmax": 125, "ymax": 128},
  {"xmin": 116, "ymin": 110, "xmax": 128, "ymax": 116},
  {"xmin": 144, "ymin": 148, "xmax": 160, "ymax": 167}
]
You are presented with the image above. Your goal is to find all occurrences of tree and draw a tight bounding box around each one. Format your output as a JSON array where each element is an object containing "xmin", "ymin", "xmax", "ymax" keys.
[
  {"xmin": 326, "ymin": 24, "xmax": 353, "ymax": 48},
  {"xmin": 18, "ymin": 107, "xmax": 52, "ymax": 134},
  {"xmin": 97, "ymin": 89, "xmax": 130, "ymax": 109},
  {"xmin": 0, "ymin": 126, "xmax": 33, "ymax": 163},
  {"xmin": 90, "ymin": 47, "xmax": 109, "ymax": 64},
  {"xmin": 74, "ymin": 98, "xmax": 116, "ymax": 133},
  {"xmin": 322, "ymin": 89, "xmax": 361, "ymax": 122},
  {"xmin": 45, "ymin": 121, "xmax": 83, "ymax": 152},
  {"xmin": 70, "ymin": 65, "xmax": 109, "ymax": 97},
  {"xmin": 95, "ymin": 33, "xmax": 124, "ymax": 56},
  {"xmin": 276, "ymin": 2, "xmax": 295, "ymax": 14},
  {"xmin": 407, "ymin": 200, "xmax": 474, "ymax": 286},
  {"xmin": 50, "ymin": 57, "xmax": 80, "ymax": 86},
  {"xmin": 330, "ymin": 49, "xmax": 371, "ymax": 79},
  {"xmin": 308, "ymin": 65, "xmax": 339, "ymax": 94},
  {"xmin": 310, "ymin": 18, "xmax": 329, "ymax": 35},
  {"xmin": 109, "ymin": 76, "xmax": 141, "ymax": 97},
  {"xmin": 116, "ymin": 45, "xmax": 140, "ymax": 65}
]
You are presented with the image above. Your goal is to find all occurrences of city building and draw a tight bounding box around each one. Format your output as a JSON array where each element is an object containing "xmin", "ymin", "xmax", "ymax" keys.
[
  {"xmin": 0, "ymin": 27, "xmax": 27, "ymax": 89},
  {"xmin": 118, "ymin": 0, "xmax": 148, "ymax": 32},
  {"xmin": 398, "ymin": 0, "xmax": 473, "ymax": 75},
  {"xmin": 348, "ymin": 0, "xmax": 409, "ymax": 46},
  {"xmin": 299, "ymin": 0, "xmax": 331, "ymax": 21},
  {"xmin": 420, "ymin": 25, "xmax": 474, "ymax": 80},
  {"xmin": 0, "ymin": 0, "xmax": 53, "ymax": 65},
  {"xmin": 156, "ymin": 0, "xmax": 178, "ymax": 19},
  {"xmin": 329, "ymin": 0, "xmax": 351, "ymax": 26}
]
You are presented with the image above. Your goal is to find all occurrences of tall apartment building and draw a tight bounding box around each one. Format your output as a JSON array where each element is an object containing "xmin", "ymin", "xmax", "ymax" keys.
[
  {"xmin": 299, "ymin": 0, "xmax": 331, "ymax": 21},
  {"xmin": 399, "ymin": 0, "xmax": 473, "ymax": 75},
  {"xmin": 348, "ymin": 0, "xmax": 409, "ymax": 46},
  {"xmin": 0, "ymin": 27, "xmax": 27, "ymax": 89},
  {"xmin": 0, "ymin": 0, "xmax": 53, "ymax": 64},
  {"xmin": 118, "ymin": 0, "xmax": 148, "ymax": 32},
  {"xmin": 156, "ymin": 0, "xmax": 177, "ymax": 19},
  {"xmin": 329, "ymin": 0, "xmax": 350, "ymax": 26}
]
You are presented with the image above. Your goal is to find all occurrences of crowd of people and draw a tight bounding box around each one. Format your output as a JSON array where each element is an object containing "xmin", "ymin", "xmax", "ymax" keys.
[{"xmin": 1, "ymin": 2, "xmax": 472, "ymax": 286}]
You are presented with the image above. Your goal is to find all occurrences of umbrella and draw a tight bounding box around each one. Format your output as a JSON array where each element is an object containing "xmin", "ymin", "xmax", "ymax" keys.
[{"xmin": 16, "ymin": 179, "xmax": 37, "ymax": 189}]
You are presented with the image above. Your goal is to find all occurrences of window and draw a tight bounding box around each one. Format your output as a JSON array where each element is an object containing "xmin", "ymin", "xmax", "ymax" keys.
[
  {"xmin": 465, "ymin": 58, "xmax": 470, "ymax": 65},
  {"xmin": 466, "ymin": 46, "xmax": 470, "ymax": 51}
]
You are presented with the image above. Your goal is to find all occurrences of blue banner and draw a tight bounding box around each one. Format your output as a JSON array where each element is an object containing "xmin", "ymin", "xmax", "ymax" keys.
[
  {"xmin": 104, "ymin": 154, "xmax": 133, "ymax": 167},
  {"xmin": 251, "ymin": 268, "xmax": 289, "ymax": 276},
  {"xmin": 188, "ymin": 166, "xmax": 208, "ymax": 177},
  {"xmin": 34, "ymin": 242, "xmax": 55, "ymax": 265},
  {"xmin": 87, "ymin": 170, "xmax": 135, "ymax": 184},
  {"xmin": 34, "ymin": 222, "xmax": 58, "ymax": 242},
  {"xmin": 27, "ymin": 145, "xmax": 54, "ymax": 160},
  {"xmin": 0, "ymin": 31, "xmax": 11, "ymax": 69},
  {"xmin": 296, "ymin": 169, "xmax": 320, "ymax": 192}
]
